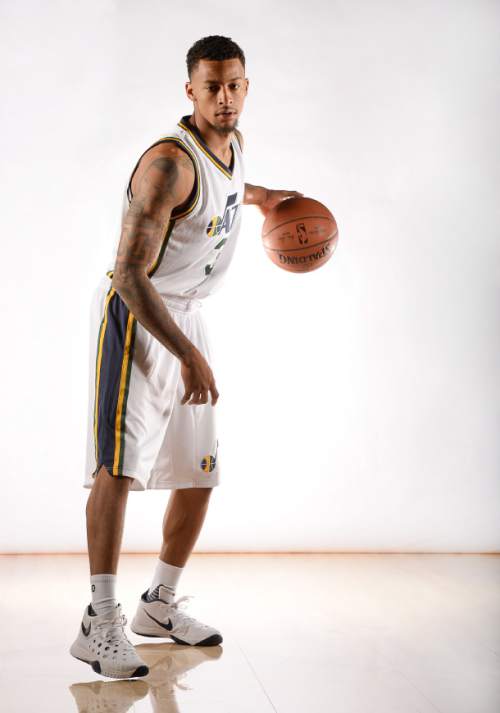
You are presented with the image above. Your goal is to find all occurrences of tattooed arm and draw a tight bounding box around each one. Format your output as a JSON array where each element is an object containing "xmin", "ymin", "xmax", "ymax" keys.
[
  {"xmin": 111, "ymin": 143, "xmax": 196, "ymax": 363},
  {"xmin": 112, "ymin": 143, "xmax": 220, "ymax": 406}
]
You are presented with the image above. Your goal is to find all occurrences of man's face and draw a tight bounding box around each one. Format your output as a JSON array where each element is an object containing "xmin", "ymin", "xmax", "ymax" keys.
[{"xmin": 186, "ymin": 58, "xmax": 248, "ymax": 136}]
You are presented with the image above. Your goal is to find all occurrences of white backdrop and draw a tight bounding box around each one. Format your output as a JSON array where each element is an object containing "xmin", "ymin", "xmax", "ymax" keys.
[{"xmin": 1, "ymin": 0, "xmax": 499, "ymax": 553}]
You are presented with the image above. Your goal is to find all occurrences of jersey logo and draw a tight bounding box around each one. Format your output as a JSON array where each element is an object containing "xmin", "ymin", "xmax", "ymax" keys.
[
  {"xmin": 204, "ymin": 193, "xmax": 240, "ymax": 276},
  {"xmin": 206, "ymin": 192, "xmax": 239, "ymax": 238}
]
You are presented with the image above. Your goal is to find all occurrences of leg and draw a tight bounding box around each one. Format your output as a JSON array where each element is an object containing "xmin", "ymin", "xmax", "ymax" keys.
[
  {"xmin": 86, "ymin": 464, "xmax": 132, "ymax": 575},
  {"xmin": 129, "ymin": 485, "xmax": 222, "ymax": 645},
  {"xmin": 160, "ymin": 487, "xmax": 213, "ymax": 567},
  {"xmin": 72, "ymin": 464, "xmax": 149, "ymax": 678}
]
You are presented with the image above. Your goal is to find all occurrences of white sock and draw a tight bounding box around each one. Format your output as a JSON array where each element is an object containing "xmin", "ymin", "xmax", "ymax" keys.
[
  {"xmin": 91, "ymin": 573, "xmax": 118, "ymax": 616},
  {"xmin": 146, "ymin": 559, "xmax": 184, "ymax": 604}
]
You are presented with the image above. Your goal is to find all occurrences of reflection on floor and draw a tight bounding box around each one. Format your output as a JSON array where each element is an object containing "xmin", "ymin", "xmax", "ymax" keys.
[
  {"xmin": 1, "ymin": 553, "xmax": 499, "ymax": 712},
  {"xmin": 70, "ymin": 642, "xmax": 223, "ymax": 712}
]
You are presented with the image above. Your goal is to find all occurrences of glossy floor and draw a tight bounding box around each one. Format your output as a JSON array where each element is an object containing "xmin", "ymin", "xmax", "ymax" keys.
[{"xmin": 1, "ymin": 553, "xmax": 499, "ymax": 712}]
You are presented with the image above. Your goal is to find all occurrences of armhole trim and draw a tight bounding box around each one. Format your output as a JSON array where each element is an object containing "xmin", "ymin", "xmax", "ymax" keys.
[
  {"xmin": 126, "ymin": 136, "xmax": 200, "ymax": 220},
  {"xmin": 107, "ymin": 217, "xmax": 177, "ymax": 281}
]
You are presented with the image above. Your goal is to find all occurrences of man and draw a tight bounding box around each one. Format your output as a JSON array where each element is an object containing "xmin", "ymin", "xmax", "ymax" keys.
[{"xmin": 70, "ymin": 35, "xmax": 302, "ymax": 679}]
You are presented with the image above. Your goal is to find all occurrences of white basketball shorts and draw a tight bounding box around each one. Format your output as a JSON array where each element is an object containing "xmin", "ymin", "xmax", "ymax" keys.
[{"xmin": 84, "ymin": 276, "xmax": 220, "ymax": 491}]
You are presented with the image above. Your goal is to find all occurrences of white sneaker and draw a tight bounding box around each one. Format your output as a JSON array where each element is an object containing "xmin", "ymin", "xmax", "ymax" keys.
[
  {"xmin": 70, "ymin": 602, "xmax": 149, "ymax": 679},
  {"xmin": 130, "ymin": 586, "xmax": 223, "ymax": 646},
  {"xmin": 69, "ymin": 679, "xmax": 149, "ymax": 712}
]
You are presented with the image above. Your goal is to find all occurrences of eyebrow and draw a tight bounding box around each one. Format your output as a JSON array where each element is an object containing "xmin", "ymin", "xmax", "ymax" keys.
[{"xmin": 203, "ymin": 77, "xmax": 242, "ymax": 83}]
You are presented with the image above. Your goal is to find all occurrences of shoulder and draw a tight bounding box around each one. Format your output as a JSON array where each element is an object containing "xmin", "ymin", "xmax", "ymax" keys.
[
  {"xmin": 232, "ymin": 128, "xmax": 244, "ymax": 152},
  {"xmin": 129, "ymin": 137, "xmax": 196, "ymax": 203},
  {"xmin": 142, "ymin": 139, "xmax": 196, "ymax": 174}
]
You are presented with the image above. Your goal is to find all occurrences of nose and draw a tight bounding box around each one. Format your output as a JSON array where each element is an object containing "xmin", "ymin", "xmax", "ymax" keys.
[{"xmin": 217, "ymin": 86, "xmax": 233, "ymax": 105}]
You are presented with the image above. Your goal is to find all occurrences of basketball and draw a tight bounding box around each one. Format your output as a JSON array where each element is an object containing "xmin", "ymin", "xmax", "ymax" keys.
[{"xmin": 261, "ymin": 196, "xmax": 338, "ymax": 273}]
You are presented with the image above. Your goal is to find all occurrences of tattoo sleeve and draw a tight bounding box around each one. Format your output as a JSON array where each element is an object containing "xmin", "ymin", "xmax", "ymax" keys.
[{"xmin": 110, "ymin": 153, "xmax": 197, "ymax": 363}]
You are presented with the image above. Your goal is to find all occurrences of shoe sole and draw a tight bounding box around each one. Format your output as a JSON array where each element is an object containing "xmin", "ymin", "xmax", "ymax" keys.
[
  {"xmin": 130, "ymin": 624, "xmax": 222, "ymax": 647},
  {"xmin": 70, "ymin": 643, "xmax": 149, "ymax": 679}
]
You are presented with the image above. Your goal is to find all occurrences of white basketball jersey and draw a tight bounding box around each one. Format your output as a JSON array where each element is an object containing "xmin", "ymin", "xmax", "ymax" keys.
[{"xmin": 105, "ymin": 114, "xmax": 245, "ymax": 300}]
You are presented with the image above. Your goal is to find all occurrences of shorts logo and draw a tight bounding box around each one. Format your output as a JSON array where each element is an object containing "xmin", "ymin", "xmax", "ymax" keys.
[{"xmin": 200, "ymin": 439, "xmax": 218, "ymax": 473}]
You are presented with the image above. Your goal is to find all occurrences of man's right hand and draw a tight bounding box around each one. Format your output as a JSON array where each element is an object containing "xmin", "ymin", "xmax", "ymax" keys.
[{"xmin": 180, "ymin": 348, "xmax": 219, "ymax": 406}]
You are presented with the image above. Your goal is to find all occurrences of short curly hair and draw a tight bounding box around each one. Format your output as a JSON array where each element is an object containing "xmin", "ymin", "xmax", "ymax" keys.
[{"xmin": 186, "ymin": 35, "xmax": 245, "ymax": 80}]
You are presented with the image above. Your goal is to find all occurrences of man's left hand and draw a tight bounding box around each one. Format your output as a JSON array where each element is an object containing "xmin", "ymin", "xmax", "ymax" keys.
[{"xmin": 258, "ymin": 189, "xmax": 304, "ymax": 217}]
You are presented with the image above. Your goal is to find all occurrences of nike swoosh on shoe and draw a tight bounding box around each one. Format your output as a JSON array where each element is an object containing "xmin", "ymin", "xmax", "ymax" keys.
[{"xmin": 145, "ymin": 611, "xmax": 173, "ymax": 631}]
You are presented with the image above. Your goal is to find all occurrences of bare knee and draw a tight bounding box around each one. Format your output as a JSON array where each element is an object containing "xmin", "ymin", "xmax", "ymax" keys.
[
  {"xmin": 184, "ymin": 486, "xmax": 213, "ymax": 506},
  {"xmin": 195, "ymin": 486, "xmax": 213, "ymax": 498},
  {"xmin": 167, "ymin": 486, "xmax": 212, "ymax": 518},
  {"xmin": 86, "ymin": 465, "xmax": 132, "ymax": 512}
]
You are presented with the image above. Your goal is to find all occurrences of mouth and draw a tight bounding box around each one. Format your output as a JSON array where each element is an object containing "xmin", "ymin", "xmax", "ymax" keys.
[{"xmin": 217, "ymin": 111, "xmax": 236, "ymax": 119}]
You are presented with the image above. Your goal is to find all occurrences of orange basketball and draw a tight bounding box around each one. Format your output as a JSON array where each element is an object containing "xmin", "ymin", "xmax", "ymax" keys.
[{"xmin": 261, "ymin": 196, "xmax": 338, "ymax": 273}]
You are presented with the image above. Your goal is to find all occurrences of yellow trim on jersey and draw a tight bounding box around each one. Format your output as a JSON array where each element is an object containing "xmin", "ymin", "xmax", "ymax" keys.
[
  {"xmin": 112, "ymin": 310, "xmax": 136, "ymax": 475},
  {"xmin": 106, "ymin": 220, "xmax": 176, "ymax": 281},
  {"xmin": 125, "ymin": 135, "xmax": 200, "ymax": 214},
  {"xmin": 156, "ymin": 136, "xmax": 201, "ymax": 218},
  {"xmin": 147, "ymin": 218, "xmax": 176, "ymax": 278},
  {"xmin": 177, "ymin": 119, "xmax": 233, "ymax": 179},
  {"xmin": 105, "ymin": 192, "xmax": 185, "ymax": 282}
]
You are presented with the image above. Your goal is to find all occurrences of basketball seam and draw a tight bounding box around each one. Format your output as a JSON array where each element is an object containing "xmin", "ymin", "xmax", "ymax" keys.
[
  {"xmin": 262, "ymin": 215, "xmax": 335, "ymax": 238},
  {"xmin": 263, "ymin": 234, "xmax": 337, "ymax": 253}
]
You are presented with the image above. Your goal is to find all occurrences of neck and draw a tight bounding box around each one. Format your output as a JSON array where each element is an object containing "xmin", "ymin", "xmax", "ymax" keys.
[{"xmin": 188, "ymin": 110, "xmax": 234, "ymax": 153}]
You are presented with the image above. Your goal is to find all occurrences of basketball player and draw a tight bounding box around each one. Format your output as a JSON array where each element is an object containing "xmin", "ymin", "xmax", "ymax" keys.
[{"xmin": 70, "ymin": 35, "xmax": 302, "ymax": 679}]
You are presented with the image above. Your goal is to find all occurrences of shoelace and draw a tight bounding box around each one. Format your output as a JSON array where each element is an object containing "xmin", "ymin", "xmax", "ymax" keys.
[
  {"xmin": 95, "ymin": 613, "xmax": 134, "ymax": 647},
  {"xmin": 169, "ymin": 595, "xmax": 212, "ymax": 632}
]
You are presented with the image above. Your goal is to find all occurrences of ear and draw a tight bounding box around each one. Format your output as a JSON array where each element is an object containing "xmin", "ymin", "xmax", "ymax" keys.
[{"xmin": 185, "ymin": 81, "xmax": 193, "ymax": 100}]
